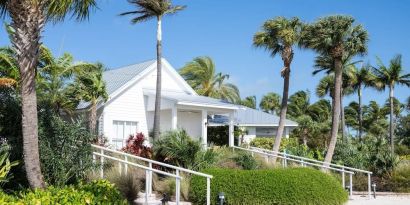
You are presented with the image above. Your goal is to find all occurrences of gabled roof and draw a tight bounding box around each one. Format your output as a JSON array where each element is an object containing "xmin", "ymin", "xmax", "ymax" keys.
[
  {"xmin": 77, "ymin": 58, "xmax": 196, "ymax": 110},
  {"xmin": 104, "ymin": 59, "xmax": 156, "ymax": 95},
  {"xmin": 209, "ymin": 106, "xmax": 298, "ymax": 127}
]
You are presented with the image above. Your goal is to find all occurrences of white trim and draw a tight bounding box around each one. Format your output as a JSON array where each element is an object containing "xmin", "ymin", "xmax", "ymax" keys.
[
  {"xmin": 238, "ymin": 124, "xmax": 298, "ymax": 127},
  {"xmin": 177, "ymin": 102, "xmax": 238, "ymax": 110}
]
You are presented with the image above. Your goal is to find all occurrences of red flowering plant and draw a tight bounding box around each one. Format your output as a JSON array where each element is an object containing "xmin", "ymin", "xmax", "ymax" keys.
[{"xmin": 121, "ymin": 132, "xmax": 153, "ymax": 159}]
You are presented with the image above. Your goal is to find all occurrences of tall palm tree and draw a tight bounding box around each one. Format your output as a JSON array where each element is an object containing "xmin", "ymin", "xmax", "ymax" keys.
[
  {"xmin": 0, "ymin": 0, "xmax": 97, "ymax": 188},
  {"xmin": 346, "ymin": 65, "xmax": 376, "ymax": 139},
  {"xmin": 259, "ymin": 92, "xmax": 281, "ymax": 114},
  {"xmin": 71, "ymin": 63, "xmax": 108, "ymax": 136},
  {"xmin": 300, "ymin": 15, "xmax": 368, "ymax": 165},
  {"xmin": 407, "ymin": 96, "xmax": 410, "ymax": 111},
  {"xmin": 372, "ymin": 55, "xmax": 410, "ymax": 154},
  {"xmin": 313, "ymin": 53, "xmax": 361, "ymax": 139},
  {"xmin": 179, "ymin": 56, "xmax": 240, "ymax": 103},
  {"xmin": 253, "ymin": 17, "xmax": 302, "ymax": 153},
  {"xmin": 240, "ymin": 96, "xmax": 257, "ymax": 109},
  {"xmin": 121, "ymin": 0, "xmax": 185, "ymax": 140}
]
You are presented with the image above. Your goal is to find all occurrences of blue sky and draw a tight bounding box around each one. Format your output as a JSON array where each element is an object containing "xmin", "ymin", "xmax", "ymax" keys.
[{"xmin": 1, "ymin": 0, "xmax": 409, "ymax": 107}]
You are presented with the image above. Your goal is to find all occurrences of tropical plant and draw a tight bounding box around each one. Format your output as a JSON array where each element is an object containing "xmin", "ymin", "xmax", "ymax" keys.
[
  {"xmin": 253, "ymin": 17, "xmax": 302, "ymax": 154},
  {"xmin": 69, "ymin": 63, "xmax": 108, "ymax": 135},
  {"xmin": 0, "ymin": 0, "xmax": 97, "ymax": 188},
  {"xmin": 0, "ymin": 46, "xmax": 18, "ymax": 88},
  {"xmin": 240, "ymin": 96, "xmax": 257, "ymax": 109},
  {"xmin": 259, "ymin": 92, "xmax": 281, "ymax": 114},
  {"xmin": 0, "ymin": 142, "xmax": 19, "ymax": 186},
  {"xmin": 346, "ymin": 64, "xmax": 376, "ymax": 139},
  {"xmin": 121, "ymin": 0, "xmax": 186, "ymax": 140},
  {"xmin": 153, "ymin": 130, "xmax": 218, "ymax": 171},
  {"xmin": 122, "ymin": 132, "xmax": 152, "ymax": 159},
  {"xmin": 36, "ymin": 46, "xmax": 90, "ymax": 115},
  {"xmin": 300, "ymin": 15, "xmax": 368, "ymax": 165},
  {"xmin": 179, "ymin": 56, "xmax": 240, "ymax": 103},
  {"xmin": 372, "ymin": 54, "xmax": 410, "ymax": 154},
  {"xmin": 362, "ymin": 101, "xmax": 389, "ymax": 137}
]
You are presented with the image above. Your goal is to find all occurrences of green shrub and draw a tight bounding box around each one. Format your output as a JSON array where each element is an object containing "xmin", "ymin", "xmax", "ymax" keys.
[
  {"xmin": 250, "ymin": 138, "xmax": 274, "ymax": 150},
  {"xmin": 103, "ymin": 168, "xmax": 142, "ymax": 203},
  {"xmin": 39, "ymin": 113, "xmax": 95, "ymax": 186},
  {"xmin": 391, "ymin": 163, "xmax": 410, "ymax": 192},
  {"xmin": 232, "ymin": 152, "xmax": 258, "ymax": 170},
  {"xmin": 190, "ymin": 168, "xmax": 348, "ymax": 205},
  {"xmin": 0, "ymin": 179, "xmax": 127, "ymax": 205}
]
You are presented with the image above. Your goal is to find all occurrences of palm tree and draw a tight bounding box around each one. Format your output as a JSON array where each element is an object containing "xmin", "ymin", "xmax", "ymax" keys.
[
  {"xmin": 37, "ymin": 46, "xmax": 89, "ymax": 114},
  {"xmin": 121, "ymin": 0, "xmax": 185, "ymax": 140},
  {"xmin": 253, "ymin": 17, "xmax": 302, "ymax": 153},
  {"xmin": 71, "ymin": 63, "xmax": 108, "ymax": 136},
  {"xmin": 259, "ymin": 92, "xmax": 281, "ymax": 114},
  {"xmin": 0, "ymin": 46, "xmax": 18, "ymax": 88},
  {"xmin": 0, "ymin": 0, "xmax": 97, "ymax": 188},
  {"xmin": 372, "ymin": 55, "xmax": 410, "ymax": 154},
  {"xmin": 240, "ymin": 96, "xmax": 257, "ymax": 109},
  {"xmin": 407, "ymin": 96, "xmax": 410, "ymax": 111},
  {"xmin": 346, "ymin": 65, "xmax": 376, "ymax": 139},
  {"xmin": 300, "ymin": 15, "xmax": 368, "ymax": 165},
  {"xmin": 179, "ymin": 56, "xmax": 240, "ymax": 103},
  {"xmin": 313, "ymin": 53, "xmax": 361, "ymax": 139}
]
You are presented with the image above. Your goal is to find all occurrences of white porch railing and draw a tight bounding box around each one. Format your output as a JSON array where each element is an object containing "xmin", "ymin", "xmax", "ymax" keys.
[
  {"xmin": 233, "ymin": 146, "xmax": 373, "ymax": 198},
  {"xmin": 91, "ymin": 144, "xmax": 213, "ymax": 205}
]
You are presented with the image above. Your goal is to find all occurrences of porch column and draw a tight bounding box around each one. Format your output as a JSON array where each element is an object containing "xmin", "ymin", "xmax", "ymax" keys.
[
  {"xmin": 229, "ymin": 112, "xmax": 234, "ymax": 147},
  {"xmin": 171, "ymin": 107, "xmax": 177, "ymax": 130},
  {"xmin": 201, "ymin": 109, "xmax": 208, "ymax": 149}
]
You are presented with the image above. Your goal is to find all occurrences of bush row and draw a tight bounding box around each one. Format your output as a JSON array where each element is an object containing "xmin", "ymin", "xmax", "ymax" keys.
[
  {"xmin": 190, "ymin": 168, "xmax": 348, "ymax": 205},
  {"xmin": 0, "ymin": 180, "xmax": 127, "ymax": 205}
]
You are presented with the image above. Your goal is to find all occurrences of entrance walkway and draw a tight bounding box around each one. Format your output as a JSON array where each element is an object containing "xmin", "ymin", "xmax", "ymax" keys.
[{"xmin": 347, "ymin": 195, "xmax": 410, "ymax": 205}]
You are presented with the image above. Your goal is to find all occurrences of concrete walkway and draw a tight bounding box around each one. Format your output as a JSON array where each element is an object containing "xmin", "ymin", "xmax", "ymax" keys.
[{"xmin": 347, "ymin": 195, "xmax": 410, "ymax": 205}]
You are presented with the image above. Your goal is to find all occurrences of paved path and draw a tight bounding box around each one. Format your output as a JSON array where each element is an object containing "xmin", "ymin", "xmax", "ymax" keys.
[{"xmin": 347, "ymin": 195, "xmax": 410, "ymax": 205}]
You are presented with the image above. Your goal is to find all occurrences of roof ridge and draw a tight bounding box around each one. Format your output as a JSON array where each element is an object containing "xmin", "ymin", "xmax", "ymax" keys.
[{"xmin": 105, "ymin": 58, "xmax": 157, "ymax": 72}]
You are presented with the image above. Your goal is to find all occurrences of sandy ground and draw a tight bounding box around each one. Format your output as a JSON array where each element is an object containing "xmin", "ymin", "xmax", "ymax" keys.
[{"xmin": 347, "ymin": 195, "xmax": 410, "ymax": 205}]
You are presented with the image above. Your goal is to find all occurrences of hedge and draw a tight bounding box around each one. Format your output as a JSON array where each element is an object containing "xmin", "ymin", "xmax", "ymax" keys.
[
  {"xmin": 190, "ymin": 168, "xmax": 348, "ymax": 205},
  {"xmin": 0, "ymin": 180, "xmax": 128, "ymax": 205}
]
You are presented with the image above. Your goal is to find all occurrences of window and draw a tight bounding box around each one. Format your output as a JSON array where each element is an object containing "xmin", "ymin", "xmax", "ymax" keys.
[{"xmin": 112, "ymin": 121, "xmax": 138, "ymax": 149}]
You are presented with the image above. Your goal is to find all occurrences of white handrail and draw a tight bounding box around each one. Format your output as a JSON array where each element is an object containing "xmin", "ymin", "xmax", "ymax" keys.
[
  {"xmin": 250, "ymin": 146, "xmax": 372, "ymax": 174},
  {"xmin": 92, "ymin": 144, "xmax": 213, "ymax": 178},
  {"xmin": 233, "ymin": 146, "xmax": 354, "ymax": 174},
  {"xmin": 92, "ymin": 144, "xmax": 213, "ymax": 205}
]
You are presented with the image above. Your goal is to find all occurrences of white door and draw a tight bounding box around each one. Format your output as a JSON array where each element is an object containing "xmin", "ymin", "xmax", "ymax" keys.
[{"xmin": 112, "ymin": 120, "xmax": 138, "ymax": 149}]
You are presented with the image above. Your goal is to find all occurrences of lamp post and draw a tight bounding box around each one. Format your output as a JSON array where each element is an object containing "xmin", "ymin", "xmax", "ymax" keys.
[{"xmin": 218, "ymin": 192, "xmax": 225, "ymax": 205}]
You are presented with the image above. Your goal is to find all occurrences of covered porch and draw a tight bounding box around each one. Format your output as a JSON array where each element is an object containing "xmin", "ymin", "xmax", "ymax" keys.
[{"xmin": 144, "ymin": 90, "xmax": 238, "ymax": 148}]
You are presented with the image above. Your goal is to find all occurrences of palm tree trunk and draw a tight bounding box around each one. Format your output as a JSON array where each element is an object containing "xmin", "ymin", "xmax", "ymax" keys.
[
  {"xmin": 89, "ymin": 100, "xmax": 97, "ymax": 136},
  {"xmin": 272, "ymin": 62, "xmax": 290, "ymax": 154},
  {"xmin": 8, "ymin": 0, "xmax": 45, "ymax": 188},
  {"xmin": 324, "ymin": 57, "xmax": 343, "ymax": 166},
  {"xmin": 389, "ymin": 84, "xmax": 394, "ymax": 155},
  {"xmin": 152, "ymin": 16, "xmax": 162, "ymax": 140},
  {"xmin": 340, "ymin": 87, "xmax": 346, "ymax": 140},
  {"xmin": 358, "ymin": 84, "xmax": 363, "ymax": 140}
]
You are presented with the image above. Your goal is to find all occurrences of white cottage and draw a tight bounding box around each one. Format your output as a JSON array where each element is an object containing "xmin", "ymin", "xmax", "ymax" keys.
[{"xmin": 77, "ymin": 58, "xmax": 297, "ymax": 149}]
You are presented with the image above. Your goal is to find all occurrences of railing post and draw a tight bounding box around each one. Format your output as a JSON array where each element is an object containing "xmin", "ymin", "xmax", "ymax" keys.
[
  {"xmin": 368, "ymin": 173, "xmax": 371, "ymax": 199},
  {"xmin": 301, "ymin": 159, "xmax": 304, "ymax": 167},
  {"xmin": 342, "ymin": 167, "xmax": 345, "ymax": 188},
  {"xmin": 175, "ymin": 170, "xmax": 181, "ymax": 205},
  {"xmin": 349, "ymin": 173, "xmax": 353, "ymax": 198},
  {"xmin": 284, "ymin": 150, "xmax": 287, "ymax": 167},
  {"xmin": 145, "ymin": 170, "xmax": 149, "ymax": 204},
  {"xmin": 124, "ymin": 155, "xmax": 128, "ymax": 175},
  {"xmin": 100, "ymin": 149, "xmax": 104, "ymax": 178},
  {"xmin": 149, "ymin": 162, "xmax": 153, "ymax": 195},
  {"xmin": 206, "ymin": 177, "xmax": 211, "ymax": 205}
]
